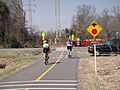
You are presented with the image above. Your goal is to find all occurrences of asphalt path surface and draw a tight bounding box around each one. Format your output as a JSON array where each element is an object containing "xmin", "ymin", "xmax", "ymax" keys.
[{"xmin": 0, "ymin": 47, "xmax": 80, "ymax": 90}]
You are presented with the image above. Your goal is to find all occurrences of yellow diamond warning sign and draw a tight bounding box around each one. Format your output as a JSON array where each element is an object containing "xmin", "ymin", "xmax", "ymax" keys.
[{"xmin": 87, "ymin": 21, "xmax": 102, "ymax": 37}]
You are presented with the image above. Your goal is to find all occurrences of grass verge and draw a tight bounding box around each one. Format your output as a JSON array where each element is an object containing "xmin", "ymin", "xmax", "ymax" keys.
[
  {"xmin": 78, "ymin": 55, "xmax": 120, "ymax": 90},
  {"xmin": 0, "ymin": 48, "xmax": 42, "ymax": 80}
]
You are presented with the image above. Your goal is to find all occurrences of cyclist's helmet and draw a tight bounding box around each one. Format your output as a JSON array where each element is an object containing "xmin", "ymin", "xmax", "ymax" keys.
[
  {"xmin": 43, "ymin": 40, "xmax": 47, "ymax": 43},
  {"xmin": 43, "ymin": 39, "xmax": 48, "ymax": 43},
  {"xmin": 68, "ymin": 38, "xmax": 72, "ymax": 42}
]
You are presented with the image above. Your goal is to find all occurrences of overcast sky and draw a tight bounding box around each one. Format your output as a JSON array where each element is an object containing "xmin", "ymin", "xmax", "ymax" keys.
[{"xmin": 23, "ymin": 0, "xmax": 120, "ymax": 32}]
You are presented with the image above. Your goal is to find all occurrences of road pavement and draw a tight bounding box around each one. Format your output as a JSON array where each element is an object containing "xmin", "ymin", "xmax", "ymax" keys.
[{"xmin": 0, "ymin": 47, "xmax": 80, "ymax": 90}]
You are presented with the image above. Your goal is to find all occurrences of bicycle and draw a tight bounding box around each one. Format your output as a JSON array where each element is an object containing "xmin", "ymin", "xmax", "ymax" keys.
[
  {"xmin": 44, "ymin": 52, "xmax": 49, "ymax": 65},
  {"xmin": 68, "ymin": 49, "xmax": 71, "ymax": 58}
]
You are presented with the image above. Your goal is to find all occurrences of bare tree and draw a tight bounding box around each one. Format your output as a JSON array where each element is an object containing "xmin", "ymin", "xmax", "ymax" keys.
[
  {"xmin": 99, "ymin": 7, "xmax": 120, "ymax": 39},
  {"xmin": 71, "ymin": 4, "xmax": 96, "ymax": 40},
  {"xmin": 0, "ymin": 0, "xmax": 10, "ymax": 47},
  {"xmin": 112, "ymin": 6, "xmax": 120, "ymax": 37},
  {"xmin": 0, "ymin": 0, "xmax": 26, "ymax": 48},
  {"xmin": 100, "ymin": 8, "xmax": 113, "ymax": 39}
]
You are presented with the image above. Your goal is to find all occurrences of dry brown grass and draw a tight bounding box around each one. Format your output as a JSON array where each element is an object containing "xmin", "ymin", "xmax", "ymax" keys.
[
  {"xmin": 78, "ymin": 55, "xmax": 120, "ymax": 90},
  {"xmin": 0, "ymin": 49, "xmax": 42, "ymax": 80}
]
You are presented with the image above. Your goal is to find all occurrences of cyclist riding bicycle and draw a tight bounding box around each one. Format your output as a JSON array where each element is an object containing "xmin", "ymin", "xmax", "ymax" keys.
[
  {"xmin": 66, "ymin": 39, "xmax": 73, "ymax": 58},
  {"xmin": 43, "ymin": 39, "xmax": 50, "ymax": 65}
]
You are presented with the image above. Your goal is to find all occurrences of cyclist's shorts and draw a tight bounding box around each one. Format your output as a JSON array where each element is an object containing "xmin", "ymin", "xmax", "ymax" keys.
[
  {"xmin": 43, "ymin": 48, "xmax": 49, "ymax": 53},
  {"xmin": 67, "ymin": 46, "xmax": 72, "ymax": 51}
]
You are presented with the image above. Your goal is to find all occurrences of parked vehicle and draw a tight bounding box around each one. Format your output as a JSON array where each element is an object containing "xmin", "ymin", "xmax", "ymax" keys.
[
  {"xmin": 81, "ymin": 41, "xmax": 87, "ymax": 47},
  {"xmin": 88, "ymin": 39, "xmax": 120, "ymax": 56}
]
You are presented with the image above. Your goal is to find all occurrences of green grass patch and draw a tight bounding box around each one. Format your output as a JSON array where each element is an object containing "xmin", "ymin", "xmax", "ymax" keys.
[{"xmin": 0, "ymin": 51, "xmax": 18, "ymax": 58}]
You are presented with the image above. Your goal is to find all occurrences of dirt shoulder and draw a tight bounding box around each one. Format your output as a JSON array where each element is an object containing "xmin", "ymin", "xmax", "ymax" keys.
[
  {"xmin": 0, "ymin": 48, "xmax": 43, "ymax": 80},
  {"xmin": 77, "ymin": 47, "xmax": 120, "ymax": 90}
]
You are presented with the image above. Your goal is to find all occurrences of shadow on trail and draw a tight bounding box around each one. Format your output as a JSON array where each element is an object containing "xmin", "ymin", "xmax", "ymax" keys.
[
  {"xmin": 90, "ymin": 54, "xmax": 118, "ymax": 57},
  {"xmin": 69, "ymin": 56, "xmax": 81, "ymax": 60},
  {"xmin": 48, "ymin": 62, "xmax": 61, "ymax": 65}
]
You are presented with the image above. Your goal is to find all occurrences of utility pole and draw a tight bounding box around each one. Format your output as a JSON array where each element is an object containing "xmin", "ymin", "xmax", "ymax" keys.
[
  {"xmin": 55, "ymin": 0, "xmax": 61, "ymax": 44},
  {"xmin": 28, "ymin": 0, "xmax": 33, "ymax": 32}
]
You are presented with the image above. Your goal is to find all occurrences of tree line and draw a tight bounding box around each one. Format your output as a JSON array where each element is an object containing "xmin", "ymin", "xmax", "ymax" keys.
[
  {"xmin": 0, "ymin": 1, "xmax": 120, "ymax": 48},
  {"xmin": 0, "ymin": 0, "xmax": 42, "ymax": 48},
  {"xmin": 69, "ymin": 5, "xmax": 120, "ymax": 41}
]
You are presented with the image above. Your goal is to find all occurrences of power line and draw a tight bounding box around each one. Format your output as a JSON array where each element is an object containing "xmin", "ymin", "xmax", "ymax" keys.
[
  {"xmin": 23, "ymin": 0, "xmax": 36, "ymax": 31},
  {"xmin": 28, "ymin": 0, "xmax": 32, "ymax": 31},
  {"xmin": 55, "ymin": 0, "xmax": 61, "ymax": 43}
]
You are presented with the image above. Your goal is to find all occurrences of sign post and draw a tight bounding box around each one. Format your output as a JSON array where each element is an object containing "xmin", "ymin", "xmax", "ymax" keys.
[
  {"xmin": 87, "ymin": 21, "xmax": 102, "ymax": 74},
  {"xmin": 42, "ymin": 32, "xmax": 45, "ymax": 41},
  {"xmin": 72, "ymin": 34, "xmax": 75, "ymax": 41}
]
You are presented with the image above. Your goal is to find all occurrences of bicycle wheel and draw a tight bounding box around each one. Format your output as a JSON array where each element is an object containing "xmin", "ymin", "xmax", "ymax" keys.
[
  {"xmin": 44, "ymin": 53, "xmax": 49, "ymax": 65},
  {"xmin": 68, "ymin": 50, "xmax": 71, "ymax": 58}
]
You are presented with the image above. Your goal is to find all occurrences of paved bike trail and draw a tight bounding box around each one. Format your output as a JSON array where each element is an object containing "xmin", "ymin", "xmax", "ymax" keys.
[{"xmin": 0, "ymin": 47, "xmax": 80, "ymax": 90}]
